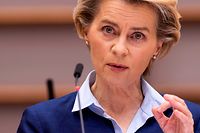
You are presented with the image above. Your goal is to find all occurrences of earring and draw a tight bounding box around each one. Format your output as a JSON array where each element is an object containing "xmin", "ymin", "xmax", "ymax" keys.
[
  {"xmin": 85, "ymin": 40, "xmax": 89, "ymax": 45},
  {"xmin": 153, "ymin": 55, "xmax": 157, "ymax": 60}
]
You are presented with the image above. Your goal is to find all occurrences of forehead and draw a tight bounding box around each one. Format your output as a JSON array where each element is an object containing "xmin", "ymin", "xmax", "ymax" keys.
[{"xmin": 93, "ymin": 0, "xmax": 157, "ymax": 29}]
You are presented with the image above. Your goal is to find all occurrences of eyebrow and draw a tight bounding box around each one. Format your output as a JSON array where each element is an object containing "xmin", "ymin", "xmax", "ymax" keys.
[
  {"xmin": 101, "ymin": 19, "xmax": 119, "ymax": 28},
  {"xmin": 100, "ymin": 19, "xmax": 150, "ymax": 33},
  {"xmin": 130, "ymin": 27, "xmax": 150, "ymax": 33}
]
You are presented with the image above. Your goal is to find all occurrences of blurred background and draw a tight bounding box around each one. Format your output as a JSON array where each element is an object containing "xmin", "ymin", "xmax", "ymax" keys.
[{"xmin": 0, "ymin": 0, "xmax": 200, "ymax": 132}]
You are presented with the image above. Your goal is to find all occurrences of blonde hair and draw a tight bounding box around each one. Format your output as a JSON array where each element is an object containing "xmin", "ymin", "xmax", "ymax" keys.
[{"xmin": 73, "ymin": 0, "xmax": 181, "ymax": 75}]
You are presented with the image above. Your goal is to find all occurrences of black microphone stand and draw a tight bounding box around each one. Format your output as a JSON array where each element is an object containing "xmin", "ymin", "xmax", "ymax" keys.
[{"xmin": 74, "ymin": 63, "xmax": 85, "ymax": 133}]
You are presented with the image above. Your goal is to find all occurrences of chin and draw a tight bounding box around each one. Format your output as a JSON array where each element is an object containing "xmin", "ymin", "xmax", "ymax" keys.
[{"xmin": 105, "ymin": 76, "xmax": 127, "ymax": 87}]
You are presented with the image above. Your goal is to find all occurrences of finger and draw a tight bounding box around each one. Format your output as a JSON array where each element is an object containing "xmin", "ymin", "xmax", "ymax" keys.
[
  {"xmin": 173, "ymin": 102, "xmax": 192, "ymax": 118},
  {"xmin": 157, "ymin": 101, "xmax": 171, "ymax": 113},
  {"xmin": 174, "ymin": 109, "xmax": 194, "ymax": 126},
  {"xmin": 152, "ymin": 107, "xmax": 169, "ymax": 129},
  {"xmin": 172, "ymin": 109, "xmax": 194, "ymax": 132},
  {"xmin": 164, "ymin": 94, "xmax": 186, "ymax": 106},
  {"xmin": 164, "ymin": 94, "xmax": 192, "ymax": 118}
]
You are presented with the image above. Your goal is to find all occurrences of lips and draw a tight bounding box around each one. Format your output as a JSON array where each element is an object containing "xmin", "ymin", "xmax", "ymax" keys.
[{"xmin": 107, "ymin": 63, "xmax": 128, "ymax": 71}]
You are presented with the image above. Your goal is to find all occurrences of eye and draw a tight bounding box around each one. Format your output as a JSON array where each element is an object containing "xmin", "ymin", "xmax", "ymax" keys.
[
  {"xmin": 102, "ymin": 26, "xmax": 115, "ymax": 35},
  {"xmin": 130, "ymin": 32, "xmax": 145, "ymax": 40}
]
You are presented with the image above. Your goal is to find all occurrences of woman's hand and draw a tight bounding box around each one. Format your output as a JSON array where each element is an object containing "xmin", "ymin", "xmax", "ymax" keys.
[{"xmin": 152, "ymin": 94, "xmax": 194, "ymax": 133}]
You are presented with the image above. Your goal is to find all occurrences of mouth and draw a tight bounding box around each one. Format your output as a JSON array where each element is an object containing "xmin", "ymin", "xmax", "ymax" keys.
[{"xmin": 107, "ymin": 63, "xmax": 128, "ymax": 71}]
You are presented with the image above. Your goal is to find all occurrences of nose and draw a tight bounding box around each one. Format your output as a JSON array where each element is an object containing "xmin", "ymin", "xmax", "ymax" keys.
[{"xmin": 111, "ymin": 38, "xmax": 129, "ymax": 57}]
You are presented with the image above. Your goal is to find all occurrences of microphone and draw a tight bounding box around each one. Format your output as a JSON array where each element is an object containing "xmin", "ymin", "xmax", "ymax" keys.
[
  {"xmin": 46, "ymin": 79, "xmax": 55, "ymax": 100},
  {"xmin": 73, "ymin": 63, "xmax": 85, "ymax": 133},
  {"xmin": 74, "ymin": 63, "xmax": 84, "ymax": 86}
]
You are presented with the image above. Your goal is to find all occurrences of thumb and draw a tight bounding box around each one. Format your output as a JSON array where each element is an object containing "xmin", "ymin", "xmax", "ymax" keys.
[{"xmin": 152, "ymin": 107, "xmax": 168, "ymax": 129}]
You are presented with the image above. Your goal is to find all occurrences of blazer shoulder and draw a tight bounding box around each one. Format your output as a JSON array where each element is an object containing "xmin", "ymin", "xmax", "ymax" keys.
[
  {"xmin": 17, "ymin": 92, "xmax": 78, "ymax": 133},
  {"xmin": 28, "ymin": 91, "xmax": 77, "ymax": 113},
  {"xmin": 185, "ymin": 100, "xmax": 200, "ymax": 115},
  {"xmin": 185, "ymin": 100, "xmax": 200, "ymax": 132}
]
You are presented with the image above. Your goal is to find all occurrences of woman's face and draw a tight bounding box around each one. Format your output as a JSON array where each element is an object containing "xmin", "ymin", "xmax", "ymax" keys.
[{"xmin": 85, "ymin": 0, "xmax": 162, "ymax": 86}]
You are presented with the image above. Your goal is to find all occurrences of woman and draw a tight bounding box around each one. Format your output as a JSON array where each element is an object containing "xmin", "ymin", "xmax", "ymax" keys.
[{"xmin": 18, "ymin": 0, "xmax": 200, "ymax": 133}]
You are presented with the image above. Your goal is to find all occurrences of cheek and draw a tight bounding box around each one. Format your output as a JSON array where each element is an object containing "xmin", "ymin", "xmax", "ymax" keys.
[
  {"xmin": 89, "ymin": 38, "xmax": 108, "ymax": 64},
  {"xmin": 134, "ymin": 54, "xmax": 150, "ymax": 67},
  {"xmin": 132, "ymin": 46, "xmax": 156, "ymax": 69}
]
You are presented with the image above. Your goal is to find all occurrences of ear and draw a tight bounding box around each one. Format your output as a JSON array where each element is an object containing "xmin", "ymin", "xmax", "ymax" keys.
[
  {"xmin": 82, "ymin": 27, "xmax": 90, "ymax": 48},
  {"xmin": 154, "ymin": 40, "xmax": 163, "ymax": 56},
  {"xmin": 83, "ymin": 33, "xmax": 89, "ymax": 46},
  {"xmin": 83, "ymin": 26, "xmax": 89, "ymax": 40}
]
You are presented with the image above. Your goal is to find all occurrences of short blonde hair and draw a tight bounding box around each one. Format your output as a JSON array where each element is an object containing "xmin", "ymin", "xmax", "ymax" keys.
[{"xmin": 73, "ymin": 0, "xmax": 181, "ymax": 75}]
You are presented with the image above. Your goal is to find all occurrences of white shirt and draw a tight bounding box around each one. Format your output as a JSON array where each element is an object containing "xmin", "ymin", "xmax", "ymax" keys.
[{"xmin": 72, "ymin": 71, "xmax": 165, "ymax": 133}]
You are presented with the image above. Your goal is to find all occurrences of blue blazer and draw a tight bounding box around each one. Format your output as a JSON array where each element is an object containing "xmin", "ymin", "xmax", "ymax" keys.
[{"xmin": 17, "ymin": 92, "xmax": 200, "ymax": 133}]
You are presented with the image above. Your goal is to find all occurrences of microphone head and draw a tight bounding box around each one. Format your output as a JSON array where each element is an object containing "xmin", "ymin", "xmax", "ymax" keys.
[
  {"xmin": 73, "ymin": 63, "xmax": 84, "ymax": 78},
  {"xmin": 46, "ymin": 78, "xmax": 55, "ymax": 99}
]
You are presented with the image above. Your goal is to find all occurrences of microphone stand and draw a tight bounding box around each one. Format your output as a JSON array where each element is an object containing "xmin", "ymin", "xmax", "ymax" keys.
[
  {"xmin": 74, "ymin": 63, "xmax": 85, "ymax": 133},
  {"xmin": 75, "ymin": 77, "xmax": 85, "ymax": 133}
]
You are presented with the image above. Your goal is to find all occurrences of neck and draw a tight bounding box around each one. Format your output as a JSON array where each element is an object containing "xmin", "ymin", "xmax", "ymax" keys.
[{"xmin": 91, "ymin": 76, "xmax": 143, "ymax": 115}]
